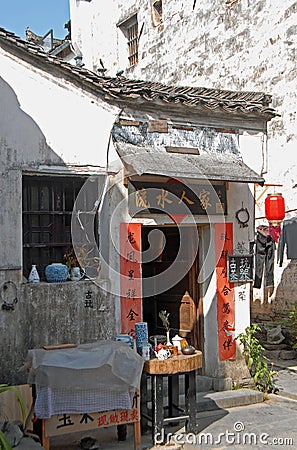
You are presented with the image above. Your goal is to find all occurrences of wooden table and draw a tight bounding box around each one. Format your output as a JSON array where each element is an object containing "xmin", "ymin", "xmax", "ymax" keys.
[{"xmin": 141, "ymin": 351, "xmax": 202, "ymax": 445}]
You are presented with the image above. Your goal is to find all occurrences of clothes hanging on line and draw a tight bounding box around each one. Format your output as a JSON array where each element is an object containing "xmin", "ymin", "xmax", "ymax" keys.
[
  {"xmin": 277, "ymin": 217, "xmax": 297, "ymax": 267},
  {"xmin": 254, "ymin": 230, "xmax": 275, "ymax": 289}
]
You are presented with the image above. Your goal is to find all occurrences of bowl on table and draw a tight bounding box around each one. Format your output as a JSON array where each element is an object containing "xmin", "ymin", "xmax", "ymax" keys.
[
  {"xmin": 149, "ymin": 335, "xmax": 167, "ymax": 347},
  {"xmin": 181, "ymin": 345, "xmax": 196, "ymax": 355}
]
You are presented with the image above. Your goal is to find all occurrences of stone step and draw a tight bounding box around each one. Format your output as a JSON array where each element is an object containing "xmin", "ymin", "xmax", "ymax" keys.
[{"xmin": 197, "ymin": 388, "xmax": 263, "ymax": 412}]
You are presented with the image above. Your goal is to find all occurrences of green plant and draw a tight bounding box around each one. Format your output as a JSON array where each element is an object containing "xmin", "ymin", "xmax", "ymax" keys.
[
  {"xmin": 0, "ymin": 430, "xmax": 11, "ymax": 450},
  {"xmin": 237, "ymin": 324, "xmax": 278, "ymax": 393},
  {"xmin": 0, "ymin": 384, "xmax": 26, "ymax": 450}
]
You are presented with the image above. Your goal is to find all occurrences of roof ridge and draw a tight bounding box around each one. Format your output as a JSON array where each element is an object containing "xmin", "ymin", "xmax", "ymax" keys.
[{"xmin": 0, "ymin": 26, "xmax": 277, "ymax": 118}]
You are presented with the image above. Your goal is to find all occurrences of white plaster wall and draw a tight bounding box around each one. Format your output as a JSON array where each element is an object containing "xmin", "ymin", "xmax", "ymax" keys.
[
  {"xmin": 0, "ymin": 45, "xmax": 122, "ymax": 383},
  {"xmin": 70, "ymin": 0, "xmax": 297, "ymax": 313},
  {"xmin": 69, "ymin": 0, "xmax": 119, "ymax": 73},
  {"xmin": 69, "ymin": 0, "xmax": 296, "ymax": 208},
  {"xmin": 0, "ymin": 49, "xmax": 119, "ymax": 167}
]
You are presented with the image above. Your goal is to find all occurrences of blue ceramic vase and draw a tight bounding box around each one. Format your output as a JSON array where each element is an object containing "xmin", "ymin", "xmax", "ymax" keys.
[
  {"xmin": 135, "ymin": 322, "xmax": 149, "ymax": 354},
  {"xmin": 45, "ymin": 263, "xmax": 69, "ymax": 283}
]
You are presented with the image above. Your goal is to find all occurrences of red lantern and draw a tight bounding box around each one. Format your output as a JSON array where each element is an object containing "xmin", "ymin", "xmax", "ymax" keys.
[{"xmin": 265, "ymin": 193, "xmax": 285, "ymax": 225}]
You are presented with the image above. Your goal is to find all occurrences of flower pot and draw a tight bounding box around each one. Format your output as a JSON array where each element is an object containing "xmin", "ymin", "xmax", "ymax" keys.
[{"xmin": 45, "ymin": 263, "xmax": 69, "ymax": 283}]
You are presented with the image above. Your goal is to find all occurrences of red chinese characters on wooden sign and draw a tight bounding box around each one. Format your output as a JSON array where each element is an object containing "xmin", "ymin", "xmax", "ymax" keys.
[
  {"xmin": 215, "ymin": 223, "xmax": 236, "ymax": 361},
  {"xmin": 44, "ymin": 392, "xmax": 140, "ymax": 437},
  {"xmin": 120, "ymin": 223, "xmax": 143, "ymax": 336}
]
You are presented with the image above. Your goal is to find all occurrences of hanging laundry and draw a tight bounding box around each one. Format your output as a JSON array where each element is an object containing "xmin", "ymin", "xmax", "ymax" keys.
[
  {"xmin": 254, "ymin": 227, "xmax": 275, "ymax": 289},
  {"xmin": 277, "ymin": 217, "xmax": 297, "ymax": 267}
]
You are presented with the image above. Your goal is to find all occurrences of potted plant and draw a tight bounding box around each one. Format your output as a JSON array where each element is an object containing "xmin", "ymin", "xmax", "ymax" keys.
[{"xmin": 159, "ymin": 310, "xmax": 171, "ymax": 346}]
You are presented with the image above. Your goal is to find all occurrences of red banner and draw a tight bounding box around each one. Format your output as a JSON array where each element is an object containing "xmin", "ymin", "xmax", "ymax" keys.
[
  {"xmin": 120, "ymin": 223, "xmax": 142, "ymax": 337},
  {"xmin": 215, "ymin": 223, "xmax": 236, "ymax": 361}
]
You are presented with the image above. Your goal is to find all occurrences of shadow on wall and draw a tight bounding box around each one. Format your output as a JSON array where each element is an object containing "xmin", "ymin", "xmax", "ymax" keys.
[
  {"xmin": 252, "ymin": 260, "xmax": 297, "ymax": 322},
  {"xmin": 0, "ymin": 76, "xmax": 70, "ymax": 385},
  {"xmin": 0, "ymin": 76, "xmax": 65, "ymax": 165}
]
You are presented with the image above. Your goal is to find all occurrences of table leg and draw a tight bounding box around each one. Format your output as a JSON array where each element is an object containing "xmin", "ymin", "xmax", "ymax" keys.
[
  {"xmin": 41, "ymin": 420, "xmax": 50, "ymax": 450},
  {"xmin": 140, "ymin": 373, "xmax": 149, "ymax": 433},
  {"xmin": 168, "ymin": 374, "xmax": 179, "ymax": 417},
  {"xmin": 133, "ymin": 420, "xmax": 142, "ymax": 450},
  {"xmin": 185, "ymin": 370, "xmax": 198, "ymax": 434},
  {"xmin": 152, "ymin": 375, "xmax": 164, "ymax": 445}
]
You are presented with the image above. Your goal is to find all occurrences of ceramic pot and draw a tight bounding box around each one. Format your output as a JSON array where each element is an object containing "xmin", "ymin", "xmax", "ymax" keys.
[
  {"xmin": 172, "ymin": 334, "xmax": 183, "ymax": 354},
  {"xmin": 45, "ymin": 263, "xmax": 69, "ymax": 283},
  {"xmin": 28, "ymin": 264, "xmax": 40, "ymax": 283},
  {"xmin": 135, "ymin": 322, "xmax": 148, "ymax": 354},
  {"xmin": 70, "ymin": 267, "xmax": 85, "ymax": 281}
]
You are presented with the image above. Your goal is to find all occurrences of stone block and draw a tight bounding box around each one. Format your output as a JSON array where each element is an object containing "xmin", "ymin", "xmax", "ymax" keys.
[
  {"xmin": 196, "ymin": 375, "xmax": 214, "ymax": 392},
  {"xmin": 280, "ymin": 350, "xmax": 296, "ymax": 360},
  {"xmin": 263, "ymin": 350, "xmax": 281, "ymax": 359},
  {"xmin": 213, "ymin": 377, "xmax": 233, "ymax": 392}
]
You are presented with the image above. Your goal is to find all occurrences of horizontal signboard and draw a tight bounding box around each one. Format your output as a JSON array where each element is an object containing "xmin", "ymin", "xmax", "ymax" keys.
[{"xmin": 128, "ymin": 181, "xmax": 227, "ymax": 216}]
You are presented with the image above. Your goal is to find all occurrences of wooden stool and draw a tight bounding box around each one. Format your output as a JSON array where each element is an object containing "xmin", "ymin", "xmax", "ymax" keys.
[{"xmin": 141, "ymin": 351, "xmax": 202, "ymax": 445}]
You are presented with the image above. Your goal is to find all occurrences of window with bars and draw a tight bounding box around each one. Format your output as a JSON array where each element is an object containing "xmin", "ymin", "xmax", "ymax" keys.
[
  {"xmin": 120, "ymin": 15, "xmax": 139, "ymax": 67},
  {"xmin": 22, "ymin": 175, "xmax": 88, "ymax": 280}
]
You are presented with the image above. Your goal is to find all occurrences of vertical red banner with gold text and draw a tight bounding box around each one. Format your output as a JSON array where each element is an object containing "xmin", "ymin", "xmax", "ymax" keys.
[
  {"xmin": 215, "ymin": 223, "xmax": 236, "ymax": 361},
  {"xmin": 120, "ymin": 223, "xmax": 142, "ymax": 337}
]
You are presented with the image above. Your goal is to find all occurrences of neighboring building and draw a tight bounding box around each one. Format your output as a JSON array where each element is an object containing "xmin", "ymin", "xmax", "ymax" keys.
[
  {"xmin": 0, "ymin": 26, "xmax": 276, "ymax": 387},
  {"xmin": 25, "ymin": 25, "xmax": 77, "ymax": 64},
  {"xmin": 68, "ymin": 0, "xmax": 297, "ymax": 323}
]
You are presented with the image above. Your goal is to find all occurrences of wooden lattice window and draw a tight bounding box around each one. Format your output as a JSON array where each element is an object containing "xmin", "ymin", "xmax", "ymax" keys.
[
  {"xmin": 22, "ymin": 175, "xmax": 87, "ymax": 280},
  {"xmin": 120, "ymin": 15, "xmax": 139, "ymax": 67}
]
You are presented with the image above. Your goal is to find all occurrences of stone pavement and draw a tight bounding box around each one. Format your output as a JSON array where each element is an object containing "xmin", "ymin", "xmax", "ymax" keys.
[{"xmin": 49, "ymin": 356, "xmax": 297, "ymax": 450}]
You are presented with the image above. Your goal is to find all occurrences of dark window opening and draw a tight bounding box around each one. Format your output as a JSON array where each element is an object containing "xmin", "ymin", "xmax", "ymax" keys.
[
  {"xmin": 22, "ymin": 175, "xmax": 88, "ymax": 280},
  {"xmin": 152, "ymin": 0, "xmax": 163, "ymax": 26}
]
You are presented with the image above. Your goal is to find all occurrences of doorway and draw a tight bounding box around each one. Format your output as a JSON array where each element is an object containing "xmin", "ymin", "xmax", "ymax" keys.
[{"xmin": 142, "ymin": 225, "xmax": 202, "ymax": 348}]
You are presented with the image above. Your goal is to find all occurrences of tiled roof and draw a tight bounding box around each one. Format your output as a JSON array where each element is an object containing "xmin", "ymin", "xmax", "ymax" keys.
[
  {"xmin": 116, "ymin": 142, "xmax": 265, "ymax": 184},
  {"xmin": 0, "ymin": 27, "xmax": 277, "ymax": 119}
]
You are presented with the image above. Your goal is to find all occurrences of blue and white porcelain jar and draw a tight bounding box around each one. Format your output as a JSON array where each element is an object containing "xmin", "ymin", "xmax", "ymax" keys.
[
  {"xmin": 135, "ymin": 322, "xmax": 149, "ymax": 354},
  {"xmin": 45, "ymin": 263, "xmax": 69, "ymax": 283}
]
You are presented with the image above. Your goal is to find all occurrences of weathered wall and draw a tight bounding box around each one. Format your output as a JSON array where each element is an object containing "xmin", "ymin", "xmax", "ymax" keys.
[
  {"xmin": 0, "ymin": 46, "xmax": 121, "ymax": 382},
  {"xmin": 70, "ymin": 0, "xmax": 296, "ymax": 198},
  {"xmin": 70, "ymin": 0, "xmax": 297, "ymax": 316},
  {"xmin": 1, "ymin": 281, "xmax": 114, "ymax": 384},
  {"xmin": 70, "ymin": 0, "xmax": 296, "ymax": 207}
]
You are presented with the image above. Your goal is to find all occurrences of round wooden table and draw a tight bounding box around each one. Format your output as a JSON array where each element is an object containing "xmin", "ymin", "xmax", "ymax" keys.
[{"xmin": 141, "ymin": 351, "xmax": 202, "ymax": 444}]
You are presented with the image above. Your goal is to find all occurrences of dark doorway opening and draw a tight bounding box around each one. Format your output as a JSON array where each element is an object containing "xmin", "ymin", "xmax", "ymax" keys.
[{"xmin": 142, "ymin": 226, "xmax": 201, "ymax": 348}]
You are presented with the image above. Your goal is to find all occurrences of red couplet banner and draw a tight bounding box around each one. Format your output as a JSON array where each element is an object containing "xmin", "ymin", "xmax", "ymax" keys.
[
  {"xmin": 215, "ymin": 223, "xmax": 236, "ymax": 361},
  {"xmin": 120, "ymin": 223, "xmax": 143, "ymax": 336}
]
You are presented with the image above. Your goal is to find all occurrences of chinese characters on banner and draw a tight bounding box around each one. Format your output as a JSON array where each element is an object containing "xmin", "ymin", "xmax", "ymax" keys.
[
  {"xmin": 120, "ymin": 223, "xmax": 142, "ymax": 337},
  {"xmin": 44, "ymin": 392, "xmax": 140, "ymax": 438},
  {"xmin": 215, "ymin": 223, "xmax": 236, "ymax": 361}
]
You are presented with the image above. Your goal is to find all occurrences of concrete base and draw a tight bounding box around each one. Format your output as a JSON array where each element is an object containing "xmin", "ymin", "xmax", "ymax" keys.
[{"xmin": 196, "ymin": 375, "xmax": 232, "ymax": 392}]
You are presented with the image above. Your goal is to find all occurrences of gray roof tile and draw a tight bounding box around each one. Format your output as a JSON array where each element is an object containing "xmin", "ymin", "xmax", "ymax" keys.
[{"xmin": 0, "ymin": 27, "xmax": 277, "ymax": 119}]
